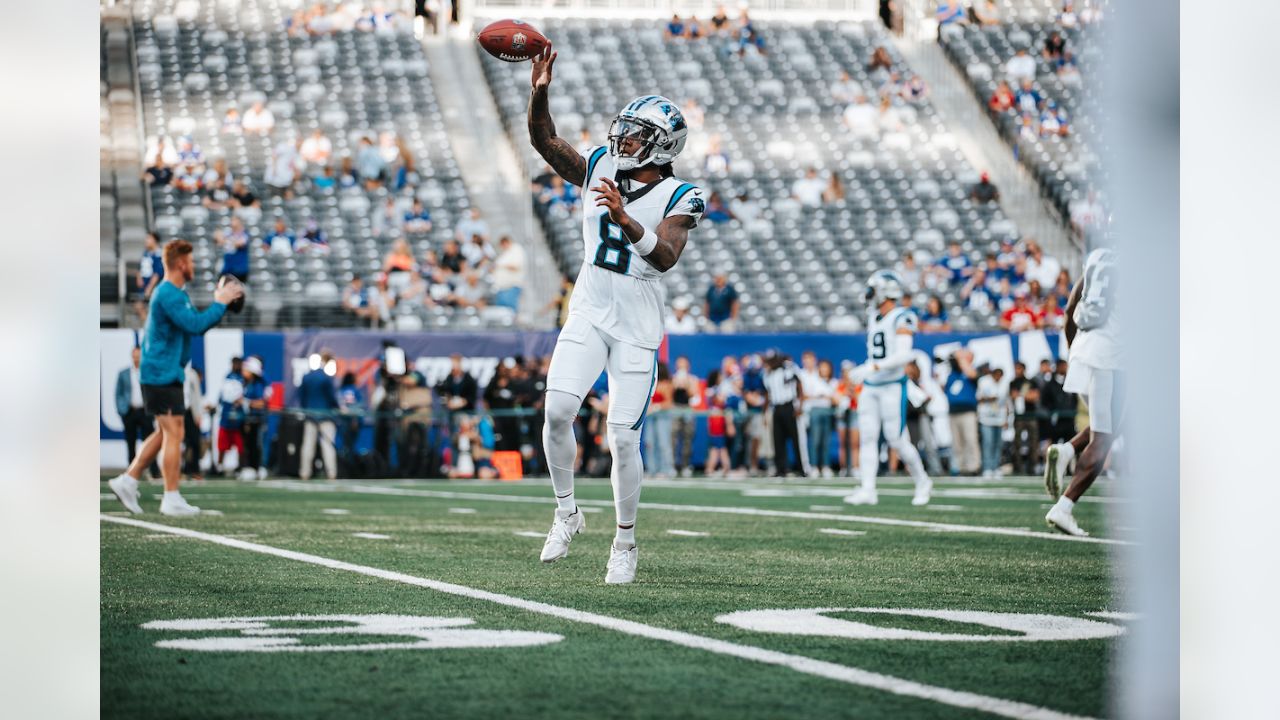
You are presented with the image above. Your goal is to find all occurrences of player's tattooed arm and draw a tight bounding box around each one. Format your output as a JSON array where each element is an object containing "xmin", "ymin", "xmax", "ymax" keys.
[
  {"xmin": 1064, "ymin": 277, "xmax": 1083, "ymax": 347},
  {"xmin": 646, "ymin": 214, "xmax": 696, "ymax": 273},
  {"xmin": 528, "ymin": 49, "xmax": 586, "ymax": 187}
]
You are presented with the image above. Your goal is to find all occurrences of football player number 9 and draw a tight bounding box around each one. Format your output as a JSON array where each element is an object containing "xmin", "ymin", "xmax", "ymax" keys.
[
  {"xmin": 871, "ymin": 332, "xmax": 887, "ymax": 360},
  {"xmin": 593, "ymin": 215, "xmax": 632, "ymax": 274}
]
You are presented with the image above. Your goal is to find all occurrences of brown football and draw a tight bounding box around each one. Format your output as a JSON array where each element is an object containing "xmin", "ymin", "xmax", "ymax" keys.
[{"xmin": 477, "ymin": 19, "xmax": 549, "ymax": 63}]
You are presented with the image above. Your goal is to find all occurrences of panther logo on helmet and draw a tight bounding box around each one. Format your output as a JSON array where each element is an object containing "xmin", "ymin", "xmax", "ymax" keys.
[
  {"xmin": 608, "ymin": 96, "xmax": 689, "ymax": 171},
  {"xmin": 865, "ymin": 270, "xmax": 906, "ymax": 307}
]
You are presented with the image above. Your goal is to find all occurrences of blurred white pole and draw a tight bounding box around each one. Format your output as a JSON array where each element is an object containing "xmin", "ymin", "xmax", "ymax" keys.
[{"xmin": 1106, "ymin": 1, "xmax": 1178, "ymax": 718}]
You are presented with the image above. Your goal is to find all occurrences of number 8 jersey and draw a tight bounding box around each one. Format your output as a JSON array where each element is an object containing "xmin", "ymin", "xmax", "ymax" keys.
[{"xmin": 569, "ymin": 145, "xmax": 705, "ymax": 350}]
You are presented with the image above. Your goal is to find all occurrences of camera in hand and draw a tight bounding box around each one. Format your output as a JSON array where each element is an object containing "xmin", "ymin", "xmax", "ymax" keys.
[{"xmin": 218, "ymin": 274, "xmax": 246, "ymax": 314}]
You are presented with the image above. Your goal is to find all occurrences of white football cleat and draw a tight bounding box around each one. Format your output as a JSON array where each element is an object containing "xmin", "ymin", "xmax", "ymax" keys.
[
  {"xmin": 108, "ymin": 474, "xmax": 143, "ymax": 514},
  {"xmin": 911, "ymin": 478, "xmax": 933, "ymax": 506},
  {"xmin": 1044, "ymin": 444, "xmax": 1072, "ymax": 499},
  {"xmin": 159, "ymin": 494, "xmax": 201, "ymax": 517},
  {"xmin": 843, "ymin": 487, "xmax": 878, "ymax": 506},
  {"xmin": 238, "ymin": 467, "xmax": 258, "ymax": 482},
  {"xmin": 1045, "ymin": 504, "xmax": 1088, "ymax": 537},
  {"xmin": 539, "ymin": 508, "xmax": 585, "ymax": 563},
  {"xmin": 604, "ymin": 542, "xmax": 638, "ymax": 585},
  {"xmin": 257, "ymin": 467, "xmax": 268, "ymax": 480}
]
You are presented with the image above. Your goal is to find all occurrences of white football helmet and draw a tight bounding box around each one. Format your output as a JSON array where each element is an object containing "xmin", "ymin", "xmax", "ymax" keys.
[
  {"xmin": 608, "ymin": 95, "xmax": 688, "ymax": 171},
  {"xmin": 864, "ymin": 270, "xmax": 906, "ymax": 307}
]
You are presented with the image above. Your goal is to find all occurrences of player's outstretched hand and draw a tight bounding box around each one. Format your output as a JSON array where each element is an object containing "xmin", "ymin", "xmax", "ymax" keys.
[
  {"xmin": 531, "ymin": 47, "xmax": 556, "ymax": 90},
  {"xmin": 592, "ymin": 176, "xmax": 628, "ymax": 226},
  {"xmin": 214, "ymin": 279, "xmax": 245, "ymax": 305}
]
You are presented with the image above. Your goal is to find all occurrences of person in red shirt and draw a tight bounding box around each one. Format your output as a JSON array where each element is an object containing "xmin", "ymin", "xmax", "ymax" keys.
[
  {"xmin": 1001, "ymin": 291, "xmax": 1043, "ymax": 332},
  {"xmin": 989, "ymin": 80, "xmax": 1015, "ymax": 113}
]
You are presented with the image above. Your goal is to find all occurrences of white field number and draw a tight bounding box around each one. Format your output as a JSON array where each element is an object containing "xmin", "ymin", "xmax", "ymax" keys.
[
  {"xmin": 142, "ymin": 614, "xmax": 563, "ymax": 652},
  {"xmin": 715, "ymin": 608, "xmax": 1125, "ymax": 642}
]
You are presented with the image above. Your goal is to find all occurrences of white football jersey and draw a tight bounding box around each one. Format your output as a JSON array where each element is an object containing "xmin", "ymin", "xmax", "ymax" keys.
[
  {"xmin": 1069, "ymin": 248, "xmax": 1121, "ymax": 369},
  {"xmin": 568, "ymin": 146, "xmax": 704, "ymax": 350},
  {"xmin": 864, "ymin": 306, "xmax": 918, "ymax": 384}
]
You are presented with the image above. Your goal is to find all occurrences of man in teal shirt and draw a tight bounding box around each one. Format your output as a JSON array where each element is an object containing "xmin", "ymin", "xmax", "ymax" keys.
[{"xmin": 108, "ymin": 239, "xmax": 243, "ymax": 516}]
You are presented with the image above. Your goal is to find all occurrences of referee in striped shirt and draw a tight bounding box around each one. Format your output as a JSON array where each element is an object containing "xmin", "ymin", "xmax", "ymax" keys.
[{"xmin": 763, "ymin": 351, "xmax": 805, "ymax": 477}]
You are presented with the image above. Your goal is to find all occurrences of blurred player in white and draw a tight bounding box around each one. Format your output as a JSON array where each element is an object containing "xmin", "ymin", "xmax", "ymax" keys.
[
  {"xmin": 844, "ymin": 271, "xmax": 933, "ymax": 506},
  {"xmin": 1044, "ymin": 248, "xmax": 1120, "ymax": 536},
  {"xmin": 526, "ymin": 48, "xmax": 704, "ymax": 583}
]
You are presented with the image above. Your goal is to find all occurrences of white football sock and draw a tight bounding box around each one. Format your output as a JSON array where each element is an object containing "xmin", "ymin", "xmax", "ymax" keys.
[
  {"xmin": 1053, "ymin": 496, "xmax": 1075, "ymax": 514},
  {"xmin": 615, "ymin": 526, "xmax": 636, "ymax": 547},
  {"xmin": 543, "ymin": 390, "xmax": 580, "ymax": 514},
  {"xmin": 892, "ymin": 436, "xmax": 930, "ymax": 487},
  {"xmin": 163, "ymin": 490, "xmax": 181, "ymax": 501},
  {"xmin": 859, "ymin": 431, "xmax": 879, "ymax": 492},
  {"xmin": 607, "ymin": 422, "xmax": 643, "ymax": 543}
]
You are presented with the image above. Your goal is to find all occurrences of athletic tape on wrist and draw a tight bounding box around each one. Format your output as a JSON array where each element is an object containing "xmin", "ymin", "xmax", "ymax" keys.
[{"xmin": 632, "ymin": 228, "xmax": 658, "ymax": 256}]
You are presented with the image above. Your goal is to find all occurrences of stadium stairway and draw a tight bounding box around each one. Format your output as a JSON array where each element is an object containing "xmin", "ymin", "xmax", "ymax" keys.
[
  {"xmin": 420, "ymin": 30, "xmax": 560, "ymax": 328},
  {"xmin": 890, "ymin": 27, "xmax": 1079, "ymax": 265},
  {"xmin": 101, "ymin": 6, "xmax": 150, "ymax": 327}
]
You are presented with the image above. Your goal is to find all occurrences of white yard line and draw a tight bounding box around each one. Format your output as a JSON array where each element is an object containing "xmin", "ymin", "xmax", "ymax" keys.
[
  {"xmin": 819, "ymin": 528, "xmax": 867, "ymax": 537},
  {"xmin": 351, "ymin": 532, "xmax": 390, "ymax": 540},
  {"xmin": 101, "ymin": 514, "xmax": 1097, "ymax": 720},
  {"xmin": 665, "ymin": 529, "xmax": 711, "ymax": 537},
  {"xmin": 257, "ymin": 481, "xmax": 1129, "ymax": 546}
]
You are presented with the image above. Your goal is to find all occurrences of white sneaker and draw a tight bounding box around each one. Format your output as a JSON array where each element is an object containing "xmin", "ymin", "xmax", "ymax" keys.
[
  {"xmin": 821, "ymin": 467, "xmax": 834, "ymax": 479},
  {"xmin": 237, "ymin": 468, "xmax": 257, "ymax": 482},
  {"xmin": 911, "ymin": 478, "xmax": 933, "ymax": 506},
  {"xmin": 539, "ymin": 508, "xmax": 585, "ymax": 563},
  {"xmin": 1044, "ymin": 444, "xmax": 1072, "ymax": 499},
  {"xmin": 1045, "ymin": 503, "xmax": 1088, "ymax": 537},
  {"xmin": 680, "ymin": 467, "xmax": 693, "ymax": 478},
  {"xmin": 843, "ymin": 487, "xmax": 878, "ymax": 506},
  {"xmin": 994, "ymin": 469, "xmax": 1004, "ymax": 479},
  {"xmin": 108, "ymin": 474, "xmax": 143, "ymax": 514},
  {"xmin": 605, "ymin": 541, "xmax": 638, "ymax": 584},
  {"xmin": 806, "ymin": 468, "xmax": 820, "ymax": 479},
  {"xmin": 257, "ymin": 467, "xmax": 268, "ymax": 480},
  {"xmin": 159, "ymin": 494, "xmax": 201, "ymax": 517}
]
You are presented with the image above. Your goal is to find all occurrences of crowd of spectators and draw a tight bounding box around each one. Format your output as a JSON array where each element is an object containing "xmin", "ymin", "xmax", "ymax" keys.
[
  {"xmin": 135, "ymin": 337, "xmax": 1079, "ymax": 482},
  {"xmin": 662, "ymin": 5, "xmax": 766, "ymax": 56}
]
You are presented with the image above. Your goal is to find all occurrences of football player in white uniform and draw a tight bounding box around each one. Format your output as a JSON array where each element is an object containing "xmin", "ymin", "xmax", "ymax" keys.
[
  {"xmin": 1044, "ymin": 248, "xmax": 1120, "ymax": 536},
  {"xmin": 844, "ymin": 271, "xmax": 934, "ymax": 506},
  {"xmin": 527, "ymin": 48, "xmax": 704, "ymax": 584}
]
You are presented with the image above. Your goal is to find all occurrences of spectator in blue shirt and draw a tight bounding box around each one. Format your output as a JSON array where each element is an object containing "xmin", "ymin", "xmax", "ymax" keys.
[
  {"xmin": 664, "ymin": 14, "xmax": 686, "ymax": 40},
  {"xmin": 219, "ymin": 217, "xmax": 251, "ymax": 282},
  {"xmin": 337, "ymin": 372, "xmax": 365, "ymax": 464},
  {"xmin": 919, "ymin": 294, "xmax": 951, "ymax": 332},
  {"xmin": 1014, "ymin": 79, "xmax": 1043, "ymax": 114},
  {"xmin": 107, "ymin": 240, "xmax": 242, "ymax": 517},
  {"xmin": 943, "ymin": 349, "xmax": 980, "ymax": 475},
  {"xmin": 134, "ymin": 232, "xmax": 165, "ymax": 321},
  {"xmin": 403, "ymin": 198, "xmax": 434, "ymax": 234},
  {"xmin": 705, "ymin": 272, "xmax": 740, "ymax": 332},
  {"xmin": 264, "ymin": 217, "xmax": 295, "ymax": 257},
  {"xmin": 297, "ymin": 350, "xmax": 340, "ymax": 481},
  {"xmin": 241, "ymin": 356, "xmax": 271, "ymax": 480},
  {"xmin": 942, "ymin": 242, "xmax": 972, "ymax": 285}
]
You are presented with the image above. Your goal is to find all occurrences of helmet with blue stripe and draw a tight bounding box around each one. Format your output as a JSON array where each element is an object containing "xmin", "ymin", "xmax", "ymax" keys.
[
  {"xmin": 864, "ymin": 269, "xmax": 906, "ymax": 307},
  {"xmin": 608, "ymin": 95, "xmax": 689, "ymax": 171}
]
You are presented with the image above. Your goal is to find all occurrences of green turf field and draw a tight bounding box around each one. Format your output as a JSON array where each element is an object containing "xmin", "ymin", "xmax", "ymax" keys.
[{"xmin": 101, "ymin": 474, "xmax": 1126, "ymax": 720}]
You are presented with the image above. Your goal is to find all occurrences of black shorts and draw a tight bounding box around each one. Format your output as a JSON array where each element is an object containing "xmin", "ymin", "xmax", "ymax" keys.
[{"xmin": 142, "ymin": 382, "xmax": 185, "ymax": 416}]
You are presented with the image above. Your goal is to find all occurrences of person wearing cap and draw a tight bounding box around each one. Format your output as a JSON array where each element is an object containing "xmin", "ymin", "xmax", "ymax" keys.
[
  {"xmin": 240, "ymin": 356, "xmax": 272, "ymax": 481},
  {"xmin": 666, "ymin": 296, "xmax": 698, "ymax": 335},
  {"xmin": 970, "ymin": 171, "xmax": 1000, "ymax": 203},
  {"xmin": 297, "ymin": 350, "xmax": 340, "ymax": 481},
  {"xmin": 1001, "ymin": 290, "xmax": 1043, "ymax": 333}
]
